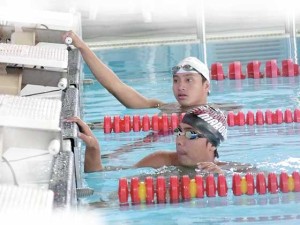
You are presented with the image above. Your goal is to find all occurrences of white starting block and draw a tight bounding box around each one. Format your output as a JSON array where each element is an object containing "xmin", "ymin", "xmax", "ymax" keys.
[{"xmin": 0, "ymin": 95, "xmax": 62, "ymax": 187}]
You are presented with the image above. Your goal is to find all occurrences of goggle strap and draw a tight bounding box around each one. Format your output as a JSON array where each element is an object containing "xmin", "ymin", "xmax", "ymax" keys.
[{"xmin": 172, "ymin": 64, "xmax": 198, "ymax": 75}]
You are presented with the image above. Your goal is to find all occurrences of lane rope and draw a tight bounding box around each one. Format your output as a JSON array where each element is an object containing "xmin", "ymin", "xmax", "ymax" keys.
[
  {"xmin": 102, "ymin": 108, "xmax": 300, "ymax": 133},
  {"xmin": 118, "ymin": 171, "xmax": 300, "ymax": 205}
]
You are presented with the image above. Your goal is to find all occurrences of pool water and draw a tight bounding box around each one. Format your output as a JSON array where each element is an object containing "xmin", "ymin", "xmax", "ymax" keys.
[{"xmin": 80, "ymin": 41, "xmax": 300, "ymax": 224}]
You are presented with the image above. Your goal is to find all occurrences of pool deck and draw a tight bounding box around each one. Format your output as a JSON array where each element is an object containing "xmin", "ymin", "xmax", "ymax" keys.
[{"xmin": 0, "ymin": 11, "xmax": 84, "ymax": 211}]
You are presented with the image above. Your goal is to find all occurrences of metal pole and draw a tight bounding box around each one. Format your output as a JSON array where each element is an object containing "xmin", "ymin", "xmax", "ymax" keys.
[
  {"xmin": 291, "ymin": 8, "xmax": 298, "ymax": 64},
  {"xmin": 196, "ymin": 0, "xmax": 207, "ymax": 65}
]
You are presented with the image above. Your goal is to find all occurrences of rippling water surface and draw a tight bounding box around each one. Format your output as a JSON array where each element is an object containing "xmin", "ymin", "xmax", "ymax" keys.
[{"xmin": 80, "ymin": 43, "xmax": 300, "ymax": 225}]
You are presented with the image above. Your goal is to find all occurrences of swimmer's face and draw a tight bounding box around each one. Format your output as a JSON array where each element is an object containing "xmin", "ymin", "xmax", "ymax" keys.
[
  {"xmin": 172, "ymin": 73, "xmax": 209, "ymax": 107},
  {"xmin": 175, "ymin": 122, "xmax": 216, "ymax": 166}
]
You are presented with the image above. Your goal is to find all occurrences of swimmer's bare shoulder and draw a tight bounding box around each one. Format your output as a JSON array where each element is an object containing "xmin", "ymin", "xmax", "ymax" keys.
[
  {"xmin": 217, "ymin": 161, "xmax": 259, "ymax": 173},
  {"xmin": 86, "ymin": 102, "xmax": 243, "ymax": 129},
  {"xmin": 158, "ymin": 102, "xmax": 243, "ymax": 114},
  {"xmin": 209, "ymin": 103, "xmax": 243, "ymax": 112}
]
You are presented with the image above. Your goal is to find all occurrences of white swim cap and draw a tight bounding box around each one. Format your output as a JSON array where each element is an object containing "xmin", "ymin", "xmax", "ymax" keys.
[{"xmin": 173, "ymin": 57, "xmax": 210, "ymax": 83}]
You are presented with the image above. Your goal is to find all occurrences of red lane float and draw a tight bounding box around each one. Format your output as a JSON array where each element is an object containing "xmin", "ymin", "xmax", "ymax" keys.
[
  {"xmin": 228, "ymin": 61, "xmax": 246, "ymax": 80},
  {"xmin": 282, "ymin": 59, "xmax": 300, "ymax": 77},
  {"xmin": 293, "ymin": 171, "xmax": 300, "ymax": 192},
  {"xmin": 156, "ymin": 176, "xmax": 166, "ymax": 204},
  {"xmin": 217, "ymin": 174, "xmax": 228, "ymax": 197},
  {"xmin": 246, "ymin": 111, "xmax": 255, "ymax": 125},
  {"xmin": 245, "ymin": 173, "xmax": 255, "ymax": 195},
  {"xmin": 132, "ymin": 115, "xmax": 140, "ymax": 132},
  {"xmin": 267, "ymin": 172, "xmax": 278, "ymax": 194},
  {"xmin": 210, "ymin": 59, "xmax": 299, "ymax": 80},
  {"xmin": 169, "ymin": 176, "xmax": 180, "ymax": 203},
  {"xmin": 130, "ymin": 177, "xmax": 140, "ymax": 204},
  {"xmin": 181, "ymin": 175, "xmax": 191, "ymax": 200},
  {"xmin": 211, "ymin": 62, "xmax": 225, "ymax": 80},
  {"xmin": 265, "ymin": 59, "xmax": 280, "ymax": 78},
  {"xmin": 247, "ymin": 60, "xmax": 264, "ymax": 79},
  {"xmin": 206, "ymin": 174, "xmax": 216, "ymax": 197},
  {"xmin": 104, "ymin": 108, "xmax": 300, "ymax": 133},
  {"xmin": 118, "ymin": 171, "xmax": 300, "ymax": 205},
  {"xmin": 256, "ymin": 172, "xmax": 267, "ymax": 194},
  {"xmin": 195, "ymin": 175, "xmax": 205, "ymax": 198},
  {"xmin": 145, "ymin": 176, "xmax": 154, "ymax": 204},
  {"xmin": 232, "ymin": 174, "xmax": 242, "ymax": 196},
  {"xmin": 118, "ymin": 178, "xmax": 129, "ymax": 204}
]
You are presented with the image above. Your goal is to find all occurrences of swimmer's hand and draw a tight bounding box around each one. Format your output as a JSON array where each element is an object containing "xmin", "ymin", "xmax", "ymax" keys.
[
  {"xmin": 62, "ymin": 31, "xmax": 84, "ymax": 49},
  {"xmin": 64, "ymin": 116, "xmax": 99, "ymax": 149},
  {"xmin": 195, "ymin": 162, "xmax": 224, "ymax": 175},
  {"xmin": 64, "ymin": 116, "xmax": 102, "ymax": 172}
]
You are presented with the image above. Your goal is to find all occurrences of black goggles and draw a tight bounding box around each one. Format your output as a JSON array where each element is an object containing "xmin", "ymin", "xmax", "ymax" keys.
[
  {"xmin": 172, "ymin": 64, "xmax": 199, "ymax": 75},
  {"xmin": 173, "ymin": 127, "xmax": 206, "ymax": 140}
]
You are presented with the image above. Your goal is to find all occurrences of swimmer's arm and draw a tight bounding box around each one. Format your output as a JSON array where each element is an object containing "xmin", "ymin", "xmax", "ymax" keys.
[
  {"xmin": 134, "ymin": 151, "xmax": 177, "ymax": 168},
  {"xmin": 63, "ymin": 31, "xmax": 163, "ymax": 109},
  {"xmin": 65, "ymin": 116, "xmax": 103, "ymax": 172},
  {"xmin": 84, "ymin": 142, "xmax": 103, "ymax": 173},
  {"xmin": 218, "ymin": 161, "xmax": 259, "ymax": 174},
  {"xmin": 232, "ymin": 163, "xmax": 260, "ymax": 173},
  {"xmin": 196, "ymin": 162, "xmax": 225, "ymax": 174}
]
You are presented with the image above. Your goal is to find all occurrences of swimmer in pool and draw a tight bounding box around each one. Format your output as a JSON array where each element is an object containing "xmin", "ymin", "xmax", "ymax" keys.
[
  {"xmin": 66, "ymin": 105, "xmax": 253, "ymax": 175},
  {"xmin": 63, "ymin": 31, "xmax": 242, "ymax": 124}
]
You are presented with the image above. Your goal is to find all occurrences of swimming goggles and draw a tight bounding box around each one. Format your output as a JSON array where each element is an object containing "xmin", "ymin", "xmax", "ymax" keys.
[
  {"xmin": 173, "ymin": 127, "xmax": 206, "ymax": 140},
  {"xmin": 172, "ymin": 64, "xmax": 199, "ymax": 75}
]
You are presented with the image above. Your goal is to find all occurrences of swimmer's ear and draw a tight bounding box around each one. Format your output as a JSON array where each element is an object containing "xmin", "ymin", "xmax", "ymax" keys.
[
  {"xmin": 209, "ymin": 145, "xmax": 217, "ymax": 152},
  {"xmin": 205, "ymin": 82, "xmax": 210, "ymax": 91}
]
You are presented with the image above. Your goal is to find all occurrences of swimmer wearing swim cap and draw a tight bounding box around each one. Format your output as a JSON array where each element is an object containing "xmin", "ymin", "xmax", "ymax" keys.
[
  {"xmin": 173, "ymin": 105, "xmax": 227, "ymax": 169},
  {"xmin": 172, "ymin": 57, "xmax": 210, "ymax": 84},
  {"xmin": 180, "ymin": 105, "xmax": 227, "ymax": 157},
  {"xmin": 70, "ymin": 105, "xmax": 254, "ymax": 174}
]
